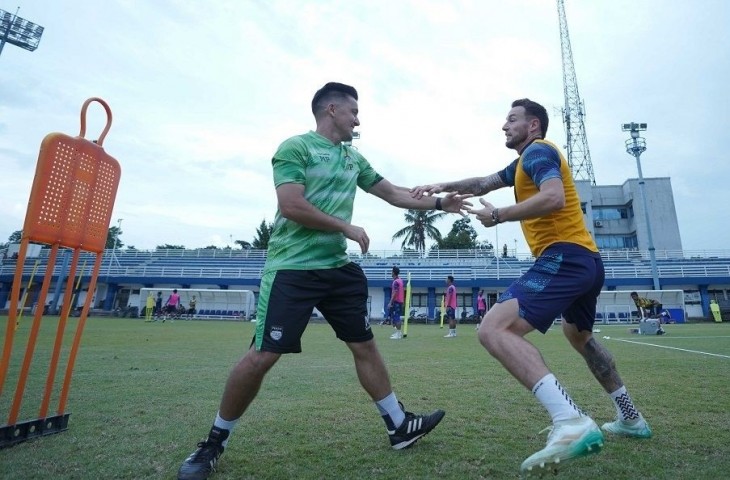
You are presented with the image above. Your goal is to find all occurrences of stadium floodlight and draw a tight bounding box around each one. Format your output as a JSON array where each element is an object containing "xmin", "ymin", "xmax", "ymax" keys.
[
  {"xmin": 344, "ymin": 130, "xmax": 360, "ymax": 147},
  {"xmin": 622, "ymin": 122, "xmax": 647, "ymax": 132},
  {"xmin": 623, "ymin": 122, "xmax": 659, "ymax": 291},
  {"xmin": 0, "ymin": 8, "xmax": 44, "ymax": 57}
]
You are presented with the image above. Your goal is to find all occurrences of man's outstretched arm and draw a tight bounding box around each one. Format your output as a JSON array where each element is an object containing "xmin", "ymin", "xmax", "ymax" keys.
[
  {"xmin": 367, "ymin": 179, "xmax": 471, "ymax": 213},
  {"xmin": 410, "ymin": 173, "xmax": 506, "ymax": 199}
]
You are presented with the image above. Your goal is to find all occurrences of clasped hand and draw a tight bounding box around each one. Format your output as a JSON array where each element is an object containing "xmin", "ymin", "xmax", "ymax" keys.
[{"xmin": 411, "ymin": 184, "xmax": 496, "ymax": 226}]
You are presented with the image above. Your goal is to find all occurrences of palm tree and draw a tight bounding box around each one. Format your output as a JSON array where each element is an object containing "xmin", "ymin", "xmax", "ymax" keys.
[
  {"xmin": 391, "ymin": 209, "xmax": 447, "ymax": 252},
  {"xmin": 235, "ymin": 240, "xmax": 252, "ymax": 250}
]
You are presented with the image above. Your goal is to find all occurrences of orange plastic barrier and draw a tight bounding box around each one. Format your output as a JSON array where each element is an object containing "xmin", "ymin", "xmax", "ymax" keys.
[{"xmin": 0, "ymin": 98, "xmax": 121, "ymax": 447}]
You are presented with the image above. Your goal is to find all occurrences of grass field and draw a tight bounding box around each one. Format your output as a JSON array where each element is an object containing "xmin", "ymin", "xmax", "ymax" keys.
[{"xmin": 1, "ymin": 316, "xmax": 729, "ymax": 479}]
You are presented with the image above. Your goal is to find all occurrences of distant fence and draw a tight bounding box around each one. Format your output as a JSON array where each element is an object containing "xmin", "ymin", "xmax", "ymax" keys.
[{"xmin": 3, "ymin": 247, "xmax": 730, "ymax": 281}]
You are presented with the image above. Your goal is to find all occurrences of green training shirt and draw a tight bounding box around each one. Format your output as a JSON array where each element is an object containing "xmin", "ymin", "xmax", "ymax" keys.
[{"xmin": 263, "ymin": 131, "xmax": 383, "ymax": 272}]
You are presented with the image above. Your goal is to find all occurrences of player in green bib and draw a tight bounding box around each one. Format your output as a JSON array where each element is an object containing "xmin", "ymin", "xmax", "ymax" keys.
[{"xmin": 178, "ymin": 82, "xmax": 469, "ymax": 480}]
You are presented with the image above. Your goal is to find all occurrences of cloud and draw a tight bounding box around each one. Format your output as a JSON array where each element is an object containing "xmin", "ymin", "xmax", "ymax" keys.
[{"xmin": 1, "ymin": 0, "xmax": 728, "ymax": 254}]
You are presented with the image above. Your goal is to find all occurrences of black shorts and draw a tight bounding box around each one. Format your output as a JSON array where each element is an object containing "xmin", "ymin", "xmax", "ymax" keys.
[{"xmin": 254, "ymin": 262, "xmax": 373, "ymax": 353}]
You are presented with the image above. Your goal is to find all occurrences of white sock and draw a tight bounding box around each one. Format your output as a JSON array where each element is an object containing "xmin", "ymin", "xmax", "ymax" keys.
[
  {"xmin": 532, "ymin": 373, "xmax": 583, "ymax": 423},
  {"xmin": 213, "ymin": 412, "xmax": 239, "ymax": 447},
  {"xmin": 609, "ymin": 386, "xmax": 640, "ymax": 421},
  {"xmin": 376, "ymin": 392, "xmax": 406, "ymax": 432}
]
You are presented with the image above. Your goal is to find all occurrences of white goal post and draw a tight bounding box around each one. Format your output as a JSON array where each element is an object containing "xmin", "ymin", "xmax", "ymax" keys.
[
  {"xmin": 595, "ymin": 289, "xmax": 686, "ymax": 324},
  {"xmin": 139, "ymin": 288, "xmax": 255, "ymax": 319}
]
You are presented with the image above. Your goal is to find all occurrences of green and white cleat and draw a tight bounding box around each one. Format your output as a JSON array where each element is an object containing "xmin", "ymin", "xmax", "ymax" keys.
[
  {"xmin": 520, "ymin": 416, "xmax": 604, "ymax": 478},
  {"xmin": 602, "ymin": 413, "xmax": 652, "ymax": 438}
]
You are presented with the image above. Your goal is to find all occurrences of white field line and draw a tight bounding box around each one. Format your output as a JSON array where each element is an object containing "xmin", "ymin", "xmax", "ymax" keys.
[
  {"xmin": 610, "ymin": 338, "xmax": 730, "ymax": 359},
  {"xmin": 639, "ymin": 336, "xmax": 730, "ymax": 339}
]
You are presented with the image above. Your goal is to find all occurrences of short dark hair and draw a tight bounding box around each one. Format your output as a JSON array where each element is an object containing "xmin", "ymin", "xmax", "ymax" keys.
[
  {"xmin": 392, "ymin": 266, "xmax": 400, "ymax": 275},
  {"xmin": 630, "ymin": 291, "xmax": 638, "ymax": 297},
  {"xmin": 311, "ymin": 82, "xmax": 358, "ymax": 115},
  {"xmin": 447, "ymin": 275, "xmax": 454, "ymax": 283},
  {"xmin": 512, "ymin": 98, "xmax": 549, "ymax": 138}
]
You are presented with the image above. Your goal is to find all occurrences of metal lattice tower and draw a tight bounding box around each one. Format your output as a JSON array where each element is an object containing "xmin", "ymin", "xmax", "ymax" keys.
[{"xmin": 557, "ymin": 0, "xmax": 596, "ymax": 185}]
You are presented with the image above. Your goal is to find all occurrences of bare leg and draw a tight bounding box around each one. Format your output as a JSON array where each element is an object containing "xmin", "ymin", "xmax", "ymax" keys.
[
  {"xmin": 562, "ymin": 321, "xmax": 623, "ymax": 393},
  {"xmin": 218, "ymin": 346, "xmax": 281, "ymax": 420},
  {"xmin": 478, "ymin": 299, "xmax": 549, "ymax": 389},
  {"xmin": 346, "ymin": 339, "xmax": 392, "ymax": 401}
]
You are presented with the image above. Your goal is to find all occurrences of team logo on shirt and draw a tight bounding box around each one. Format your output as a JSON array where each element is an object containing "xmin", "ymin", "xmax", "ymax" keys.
[{"xmin": 270, "ymin": 326, "xmax": 283, "ymax": 341}]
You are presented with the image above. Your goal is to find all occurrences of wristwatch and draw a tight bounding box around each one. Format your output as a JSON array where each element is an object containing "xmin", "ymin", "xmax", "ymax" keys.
[{"xmin": 491, "ymin": 208, "xmax": 501, "ymax": 224}]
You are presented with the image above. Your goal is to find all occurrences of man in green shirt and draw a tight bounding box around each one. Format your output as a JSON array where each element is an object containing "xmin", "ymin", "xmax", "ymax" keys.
[{"xmin": 178, "ymin": 82, "xmax": 467, "ymax": 480}]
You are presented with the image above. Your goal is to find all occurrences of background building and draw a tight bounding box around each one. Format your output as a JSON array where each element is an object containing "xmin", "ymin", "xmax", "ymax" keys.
[{"xmin": 579, "ymin": 178, "xmax": 682, "ymax": 252}]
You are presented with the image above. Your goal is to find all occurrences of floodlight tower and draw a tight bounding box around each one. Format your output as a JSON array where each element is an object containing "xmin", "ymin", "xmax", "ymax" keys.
[
  {"xmin": 556, "ymin": 0, "xmax": 596, "ymax": 184},
  {"xmin": 0, "ymin": 8, "xmax": 44, "ymax": 58},
  {"xmin": 623, "ymin": 122, "xmax": 660, "ymax": 290},
  {"xmin": 344, "ymin": 130, "xmax": 360, "ymax": 147}
]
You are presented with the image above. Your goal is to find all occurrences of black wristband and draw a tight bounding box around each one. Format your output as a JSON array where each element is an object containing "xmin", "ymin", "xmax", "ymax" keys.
[{"xmin": 435, "ymin": 197, "xmax": 443, "ymax": 210}]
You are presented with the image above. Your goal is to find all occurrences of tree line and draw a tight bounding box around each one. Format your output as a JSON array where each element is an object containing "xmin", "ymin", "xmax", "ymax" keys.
[{"xmin": 1, "ymin": 211, "xmax": 494, "ymax": 253}]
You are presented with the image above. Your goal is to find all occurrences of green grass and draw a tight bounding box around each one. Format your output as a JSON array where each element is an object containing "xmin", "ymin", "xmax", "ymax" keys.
[{"xmin": 1, "ymin": 317, "xmax": 729, "ymax": 479}]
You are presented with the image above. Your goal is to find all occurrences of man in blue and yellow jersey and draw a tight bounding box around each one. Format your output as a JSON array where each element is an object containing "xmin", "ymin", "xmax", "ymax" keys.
[
  {"xmin": 411, "ymin": 98, "xmax": 651, "ymax": 477},
  {"xmin": 177, "ymin": 82, "xmax": 468, "ymax": 480}
]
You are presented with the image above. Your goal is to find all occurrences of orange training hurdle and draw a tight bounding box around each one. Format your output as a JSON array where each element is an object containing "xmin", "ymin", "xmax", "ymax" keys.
[{"xmin": 0, "ymin": 98, "xmax": 121, "ymax": 447}]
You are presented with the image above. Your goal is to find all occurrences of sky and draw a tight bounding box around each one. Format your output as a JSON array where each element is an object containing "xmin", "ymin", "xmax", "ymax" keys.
[{"xmin": 1, "ymin": 0, "xmax": 729, "ymax": 255}]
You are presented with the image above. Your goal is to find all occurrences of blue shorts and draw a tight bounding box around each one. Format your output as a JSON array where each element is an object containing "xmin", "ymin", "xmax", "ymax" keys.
[
  {"xmin": 497, "ymin": 243, "xmax": 604, "ymax": 334},
  {"xmin": 389, "ymin": 302, "xmax": 403, "ymax": 324},
  {"xmin": 446, "ymin": 307, "xmax": 456, "ymax": 320}
]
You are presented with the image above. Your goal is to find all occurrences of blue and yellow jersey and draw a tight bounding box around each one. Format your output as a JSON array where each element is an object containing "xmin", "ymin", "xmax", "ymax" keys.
[{"xmin": 497, "ymin": 139, "xmax": 597, "ymax": 257}]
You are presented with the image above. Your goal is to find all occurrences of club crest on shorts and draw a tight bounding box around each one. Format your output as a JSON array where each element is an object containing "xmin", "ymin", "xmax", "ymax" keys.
[
  {"xmin": 364, "ymin": 315, "xmax": 371, "ymax": 331},
  {"xmin": 270, "ymin": 326, "xmax": 283, "ymax": 341}
]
